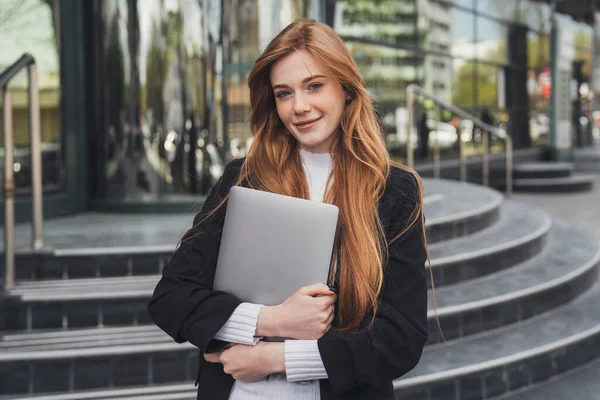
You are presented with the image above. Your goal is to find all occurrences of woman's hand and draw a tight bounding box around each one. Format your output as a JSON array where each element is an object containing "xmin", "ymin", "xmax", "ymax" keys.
[
  {"xmin": 204, "ymin": 342, "xmax": 285, "ymax": 382},
  {"xmin": 257, "ymin": 283, "xmax": 336, "ymax": 339}
]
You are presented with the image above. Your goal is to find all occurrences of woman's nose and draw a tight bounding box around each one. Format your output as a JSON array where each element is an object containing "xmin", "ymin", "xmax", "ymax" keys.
[{"xmin": 293, "ymin": 93, "xmax": 311, "ymax": 114}]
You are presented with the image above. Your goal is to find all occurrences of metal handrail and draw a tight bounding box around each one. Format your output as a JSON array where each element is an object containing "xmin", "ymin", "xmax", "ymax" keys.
[
  {"xmin": 1, "ymin": 53, "xmax": 44, "ymax": 291},
  {"xmin": 406, "ymin": 84, "xmax": 513, "ymax": 198}
]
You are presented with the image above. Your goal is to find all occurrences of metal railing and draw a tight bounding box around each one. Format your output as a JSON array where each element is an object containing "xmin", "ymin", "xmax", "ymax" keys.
[
  {"xmin": 406, "ymin": 84, "xmax": 513, "ymax": 197},
  {"xmin": 1, "ymin": 53, "xmax": 44, "ymax": 291}
]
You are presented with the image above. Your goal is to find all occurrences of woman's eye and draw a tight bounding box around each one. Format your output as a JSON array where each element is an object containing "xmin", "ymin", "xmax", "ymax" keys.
[
  {"xmin": 308, "ymin": 82, "xmax": 323, "ymax": 90},
  {"xmin": 275, "ymin": 90, "xmax": 291, "ymax": 98}
]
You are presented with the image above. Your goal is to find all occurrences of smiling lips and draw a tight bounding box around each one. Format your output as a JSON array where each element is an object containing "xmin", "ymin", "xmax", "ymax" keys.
[{"xmin": 294, "ymin": 117, "xmax": 321, "ymax": 130}]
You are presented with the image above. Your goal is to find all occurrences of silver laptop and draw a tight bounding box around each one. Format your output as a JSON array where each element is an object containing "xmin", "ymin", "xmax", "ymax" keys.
[{"xmin": 212, "ymin": 185, "xmax": 339, "ymax": 306}]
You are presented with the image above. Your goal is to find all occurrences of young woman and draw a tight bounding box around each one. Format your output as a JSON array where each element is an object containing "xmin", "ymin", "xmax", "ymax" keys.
[{"xmin": 148, "ymin": 19, "xmax": 429, "ymax": 400}]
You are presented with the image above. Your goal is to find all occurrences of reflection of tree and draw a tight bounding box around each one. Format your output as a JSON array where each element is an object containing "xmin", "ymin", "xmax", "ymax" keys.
[{"xmin": 105, "ymin": 10, "xmax": 126, "ymax": 151}]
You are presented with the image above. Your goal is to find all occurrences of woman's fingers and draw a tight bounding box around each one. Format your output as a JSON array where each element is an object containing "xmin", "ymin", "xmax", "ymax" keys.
[
  {"xmin": 300, "ymin": 282, "xmax": 334, "ymax": 297},
  {"xmin": 204, "ymin": 351, "xmax": 222, "ymax": 363}
]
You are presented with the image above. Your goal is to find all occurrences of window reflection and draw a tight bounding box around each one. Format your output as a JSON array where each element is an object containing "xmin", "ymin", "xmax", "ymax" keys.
[
  {"xmin": 0, "ymin": 0, "xmax": 63, "ymax": 194},
  {"xmin": 91, "ymin": 0, "xmax": 305, "ymax": 202},
  {"xmin": 477, "ymin": 17, "xmax": 507, "ymax": 63},
  {"xmin": 451, "ymin": 8, "xmax": 475, "ymax": 58},
  {"xmin": 452, "ymin": 61, "xmax": 475, "ymax": 108},
  {"xmin": 477, "ymin": 0, "xmax": 519, "ymax": 22}
]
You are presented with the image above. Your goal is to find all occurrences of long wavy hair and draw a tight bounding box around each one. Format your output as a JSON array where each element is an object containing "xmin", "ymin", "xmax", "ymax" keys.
[{"xmin": 195, "ymin": 19, "xmax": 430, "ymax": 331}]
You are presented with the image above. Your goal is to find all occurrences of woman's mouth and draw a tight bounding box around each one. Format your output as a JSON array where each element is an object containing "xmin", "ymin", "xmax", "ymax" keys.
[{"xmin": 294, "ymin": 117, "xmax": 321, "ymax": 130}]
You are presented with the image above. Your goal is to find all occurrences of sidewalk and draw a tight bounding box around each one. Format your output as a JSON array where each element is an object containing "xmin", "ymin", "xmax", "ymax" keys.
[{"xmin": 513, "ymin": 173, "xmax": 600, "ymax": 237}]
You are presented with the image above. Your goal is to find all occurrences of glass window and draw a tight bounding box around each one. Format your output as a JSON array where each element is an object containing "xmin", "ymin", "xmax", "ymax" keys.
[
  {"xmin": 451, "ymin": 9, "xmax": 475, "ymax": 58},
  {"xmin": 453, "ymin": 0, "xmax": 474, "ymax": 11},
  {"xmin": 476, "ymin": 17, "xmax": 508, "ymax": 63},
  {"xmin": 452, "ymin": 61, "xmax": 476, "ymax": 107},
  {"xmin": 528, "ymin": 32, "xmax": 550, "ymax": 70},
  {"xmin": 476, "ymin": 63, "xmax": 499, "ymax": 107},
  {"xmin": 523, "ymin": 1, "xmax": 551, "ymax": 33},
  {"xmin": 477, "ymin": 0, "xmax": 519, "ymax": 22},
  {"xmin": 0, "ymin": 0, "xmax": 63, "ymax": 193}
]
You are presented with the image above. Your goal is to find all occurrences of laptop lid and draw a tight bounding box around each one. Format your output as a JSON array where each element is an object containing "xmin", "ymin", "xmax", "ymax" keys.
[{"xmin": 212, "ymin": 185, "xmax": 339, "ymax": 306}]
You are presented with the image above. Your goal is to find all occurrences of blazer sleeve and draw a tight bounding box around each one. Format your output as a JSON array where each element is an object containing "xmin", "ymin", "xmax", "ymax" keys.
[
  {"xmin": 147, "ymin": 159, "xmax": 244, "ymax": 353},
  {"xmin": 317, "ymin": 171, "xmax": 429, "ymax": 394}
]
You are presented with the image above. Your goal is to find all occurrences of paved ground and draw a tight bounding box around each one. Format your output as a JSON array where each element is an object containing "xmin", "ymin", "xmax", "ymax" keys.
[{"xmin": 512, "ymin": 173, "xmax": 600, "ymax": 238}]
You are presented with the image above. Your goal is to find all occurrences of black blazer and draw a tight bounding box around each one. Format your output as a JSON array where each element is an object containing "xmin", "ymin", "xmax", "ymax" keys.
[{"xmin": 148, "ymin": 157, "xmax": 428, "ymax": 400}]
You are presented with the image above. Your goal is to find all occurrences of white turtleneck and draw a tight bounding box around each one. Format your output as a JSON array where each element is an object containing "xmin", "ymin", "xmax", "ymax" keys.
[{"xmin": 214, "ymin": 150, "xmax": 333, "ymax": 399}]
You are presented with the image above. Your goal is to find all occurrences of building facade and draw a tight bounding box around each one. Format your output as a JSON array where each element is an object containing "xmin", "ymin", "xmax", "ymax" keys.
[{"xmin": 0, "ymin": 0, "xmax": 595, "ymax": 220}]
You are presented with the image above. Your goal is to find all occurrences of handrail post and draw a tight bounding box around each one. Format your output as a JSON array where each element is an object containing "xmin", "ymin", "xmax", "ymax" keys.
[
  {"xmin": 3, "ymin": 89, "xmax": 15, "ymax": 291},
  {"xmin": 406, "ymin": 86, "xmax": 414, "ymax": 168},
  {"xmin": 459, "ymin": 123, "xmax": 467, "ymax": 182},
  {"xmin": 433, "ymin": 106, "xmax": 441, "ymax": 179},
  {"xmin": 482, "ymin": 129, "xmax": 489, "ymax": 186},
  {"xmin": 28, "ymin": 64, "xmax": 44, "ymax": 250},
  {"xmin": 506, "ymin": 137, "xmax": 513, "ymax": 198}
]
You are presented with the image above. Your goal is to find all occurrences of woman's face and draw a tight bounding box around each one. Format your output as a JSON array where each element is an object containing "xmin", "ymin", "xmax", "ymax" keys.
[{"xmin": 270, "ymin": 49, "xmax": 349, "ymax": 154}]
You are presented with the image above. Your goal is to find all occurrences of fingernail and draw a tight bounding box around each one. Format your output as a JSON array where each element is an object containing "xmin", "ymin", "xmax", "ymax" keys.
[{"xmin": 328, "ymin": 285, "xmax": 337, "ymax": 293}]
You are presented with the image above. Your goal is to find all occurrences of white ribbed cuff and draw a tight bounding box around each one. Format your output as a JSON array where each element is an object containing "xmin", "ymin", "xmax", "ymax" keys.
[
  {"xmin": 214, "ymin": 302, "xmax": 264, "ymax": 345},
  {"xmin": 284, "ymin": 340, "xmax": 328, "ymax": 382}
]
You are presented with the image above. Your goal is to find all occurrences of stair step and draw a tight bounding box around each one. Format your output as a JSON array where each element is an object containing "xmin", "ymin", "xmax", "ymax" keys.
[
  {"xmin": 423, "ymin": 179, "xmax": 503, "ymax": 243},
  {"xmin": 513, "ymin": 174, "xmax": 595, "ymax": 193},
  {"xmin": 1, "ymin": 201, "xmax": 544, "ymax": 333},
  {"xmin": 393, "ymin": 280, "xmax": 600, "ymax": 400},
  {"xmin": 496, "ymin": 359, "xmax": 600, "ymax": 399},
  {"xmin": 513, "ymin": 162, "xmax": 574, "ymax": 179},
  {"xmin": 3, "ymin": 180, "xmax": 502, "ymax": 283},
  {"xmin": 427, "ymin": 201, "xmax": 551, "ymax": 287},
  {"xmin": 0, "ymin": 326, "xmax": 197, "ymax": 396},
  {"xmin": 2, "ymin": 382, "xmax": 196, "ymax": 400},
  {"xmin": 427, "ymin": 219, "xmax": 600, "ymax": 343}
]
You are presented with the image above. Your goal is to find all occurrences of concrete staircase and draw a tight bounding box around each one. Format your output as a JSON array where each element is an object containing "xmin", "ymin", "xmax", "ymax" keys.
[
  {"xmin": 573, "ymin": 145, "xmax": 600, "ymax": 172},
  {"xmin": 1, "ymin": 179, "xmax": 599, "ymax": 400},
  {"xmin": 509, "ymin": 162, "xmax": 595, "ymax": 193}
]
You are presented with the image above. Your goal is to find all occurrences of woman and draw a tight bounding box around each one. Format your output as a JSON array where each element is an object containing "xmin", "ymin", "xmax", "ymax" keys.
[{"xmin": 148, "ymin": 19, "xmax": 429, "ymax": 400}]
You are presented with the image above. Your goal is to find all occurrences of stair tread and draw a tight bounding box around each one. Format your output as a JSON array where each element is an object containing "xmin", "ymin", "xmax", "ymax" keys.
[
  {"xmin": 514, "ymin": 174, "xmax": 596, "ymax": 185},
  {"xmin": 422, "ymin": 179, "xmax": 502, "ymax": 226},
  {"xmin": 2, "ymin": 382, "xmax": 196, "ymax": 400},
  {"xmin": 500, "ymin": 359, "xmax": 600, "ymax": 399},
  {"xmin": 427, "ymin": 201, "xmax": 550, "ymax": 262},
  {"xmin": 10, "ymin": 195, "xmax": 510, "ymax": 302},
  {"xmin": 514, "ymin": 162, "xmax": 574, "ymax": 171},
  {"xmin": 396, "ymin": 281, "xmax": 600, "ymax": 388},
  {"xmin": 429, "ymin": 219, "xmax": 600, "ymax": 311}
]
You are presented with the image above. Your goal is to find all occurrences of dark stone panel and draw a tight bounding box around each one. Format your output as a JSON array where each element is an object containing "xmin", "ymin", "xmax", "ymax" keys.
[
  {"xmin": 74, "ymin": 357, "xmax": 112, "ymax": 390},
  {"xmin": 93, "ymin": 255, "xmax": 129, "ymax": 277},
  {"xmin": 483, "ymin": 368, "xmax": 508, "ymax": 398},
  {"xmin": 137, "ymin": 309, "xmax": 153, "ymax": 324},
  {"xmin": 31, "ymin": 303, "xmax": 64, "ymax": 330},
  {"xmin": 0, "ymin": 297, "xmax": 26, "ymax": 331},
  {"xmin": 429, "ymin": 380, "xmax": 457, "ymax": 400},
  {"xmin": 395, "ymin": 386, "xmax": 431, "ymax": 400},
  {"xmin": 113, "ymin": 355, "xmax": 149, "ymax": 387},
  {"xmin": 65, "ymin": 303, "xmax": 98, "ymax": 328},
  {"xmin": 102, "ymin": 302, "xmax": 139, "ymax": 326},
  {"xmin": 33, "ymin": 360, "xmax": 71, "ymax": 393},
  {"xmin": 458, "ymin": 375, "xmax": 483, "ymax": 400},
  {"xmin": 507, "ymin": 363, "xmax": 531, "ymax": 392},
  {"xmin": 428, "ymin": 313, "xmax": 460, "ymax": 344},
  {"xmin": 36, "ymin": 257, "xmax": 68, "ymax": 280},
  {"xmin": 152, "ymin": 352, "xmax": 188, "ymax": 384},
  {"xmin": 461, "ymin": 310, "xmax": 484, "ymax": 337},
  {"xmin": 63, "ymin": 256, "xmax": 102, "ymax": 278},
  {"xmin": 530, "ymin": 353, "xmax": 556, "ymax": 384},
  {"xmin": 131, "ymin": 254, "xmax": 167, "ymax": 275},
  {"xmin": 0, "ymin": 362, "xmax": 30, "ymax": 395}
]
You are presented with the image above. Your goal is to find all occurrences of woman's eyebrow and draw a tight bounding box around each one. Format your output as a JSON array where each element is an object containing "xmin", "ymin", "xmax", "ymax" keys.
[{"xmin": 272, "ymin": 74, "xmax": 327, "ymax": 90}]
